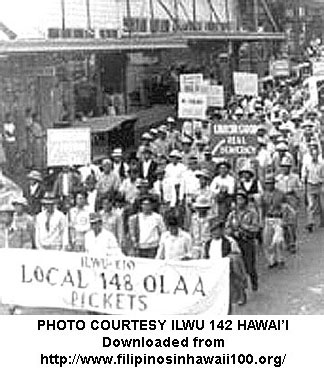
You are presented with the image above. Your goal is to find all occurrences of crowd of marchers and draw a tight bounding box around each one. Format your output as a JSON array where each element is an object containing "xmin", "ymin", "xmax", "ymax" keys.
[{"xmin": 1, "ymin": 72, "xmax": 324, "ymax": 309}]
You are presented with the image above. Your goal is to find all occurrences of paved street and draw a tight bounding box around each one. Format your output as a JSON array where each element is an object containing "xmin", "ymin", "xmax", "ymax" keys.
[{"xmin": 237, "ymin": 211, "xmax": 324, "ymax": 315}]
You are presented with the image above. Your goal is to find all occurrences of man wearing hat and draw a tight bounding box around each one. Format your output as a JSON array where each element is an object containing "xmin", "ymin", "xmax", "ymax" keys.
[
  {"xmin": 181, "ymin": 136, "xmax": 194, "ymax": 168},
  {"xmin": 11, "ymin": 197, "xmax": 35, "ymax": 249},
  {"xmin": 156, "ymin": 212, "xmax": 192, "ymax": 261},
  {"xmin": 306, "ymin": 110, "xmax": 320, "ymax": 133},
  {"xmin": 301, "ymin": 145, "xmax": 324, "ymax": 232},
  {"xmin": 210, "ymin": 160, "xmax": 235, "ymax": 221},
  {"xmin": 53, "ymin": 166, "xmax": 82, "ymax": 209},
  {"xmin": 194, "ymin": 169, "xmax": 214, "ymax": 206},
  {"xmin": 138, "ymin": 146, "xmax": 158, "ymax": 189},
  {"xmin": 0, "ymin": 203, "xmax": 15, "ymax": 248},
  {"xmin": 167, "ymin": 117, "xmax": 182, "ymax": 152},
  {"xmin": 149, "ymin": 128, "xmax": 158, "ymax": 141},
  {"xmin": 96, "ymin": 158, "xmax": 121, "ymax": 208},
  {"xmin": 190, "ymin": 195, "xmax": 213, "ymax": 258},
  {"xmin": 85, "ymin": 213, "xmax": 122, "ymax": 256},
  {"xmin": 256, "ymin": 137, "xmax": 273, "ymax": 185},
  {"xmin": 233, "ymin": 107, "xmax": 244, "ymax": 121},
  {"xmin": 68, "ymin": 190, "xmax": 91, "ymax": 252},
  {"xmin": 272, "ymin": 142, "xmax": 294, "ymax": 176},
  {"xmin": 226, "ymin": 191, "xmax": 260, "ymax": 292},
  {"xmin": 154, "ymin": 126, "xmax": 171, "ymax": 158},
  {"xmin": 276, "ymin": 157, "xmax": 301, "ymax": 253},
  {"xmin": 261, "ymin": 174, "xmax": 286, "ymax": 268},
  {"xmin": 35, "ymin": 193, "xmax": 68, "ymax": 250},
  {"xmin": 182, "ymin": 155, "xmax": 200, "ymax": 200},
  {"xmin": 237, "ymin": 164, "xmax": 262, "ymax": 201},
  {"xmin": 119, "ymin": 168, "xmax": 140, "ymax": 205},
  {"xmin": 205, "ymin": 216, "xmax": 247, "ymax": 308},
  {"xmin": 128, "ymin": 195, "xmax": 165, "ymax": 258},
  {"xmin": 153, "ymin": 166, "xmax": 177, "ymax": 212},
  {"xmin": 182, "ymin": 120, "xmax": 194, "ymax": 139},
  {"xmin": 111, "ymin": 148, "xmax": 129, "ymax": 181},
  {"xmin": 137, "ymin": 132, "xmax": 154, "ymax": 161},
  {"xmin": 200, "ymin": 148, "xmax": 218, "ymax": 178},
  {"xmin": 193, "ymin": 138, "xmax": 207, "ymax": 165},
  {"xmin": 24, "ymin": 170, "xmax": 45, "ymax": 216}
]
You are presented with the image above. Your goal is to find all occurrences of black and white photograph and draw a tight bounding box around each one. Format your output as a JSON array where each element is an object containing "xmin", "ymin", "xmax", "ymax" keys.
[{"xmin": 0, "ymin": 0, "xmax": 323, "ymax": 318}]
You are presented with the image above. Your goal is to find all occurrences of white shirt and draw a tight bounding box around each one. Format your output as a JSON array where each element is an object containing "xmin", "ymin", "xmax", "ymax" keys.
[
  {"xmin": 87, "ymin": 189, "xmax": 97, "ymax": 213},
  {"xmin": 62, "ymin": 173, "xmax": 69, "ymax": 196},
  {"xmin": 153, "ymin": 178, "xmax": 179, "ymax": 206},
  {"xmin": 208, "ymin": 239, "xmax": 223, "ymax": 260},
  {"xmin": 256, "ymin": 148, "xmax": 273, "ymax": 169},
  {"xmin": 142, "ymin": 160, "xmax": 152, "ymax": 179},
  {"xmin": 79, "ymin": 164, "xmax": 101, "ymax": 182},
  {"xmin": 156, "ymin": 229, "xmax": 192, "ymax": 260},
  {"xmin": 181, "ymin": 169, "xmax": 200, "ymax": 197},
  {"xmin": 85, "ymin": 228, "xmax": 122, "ymax": 256},
  {"xmin": 29, "ymin": 183, "xmax": 39, "ymax": 196},
  {"xmin": 165, "ymin": 162, "xmax": 187, "ymax": 185},
  {"xmin": 69, "ymin": 206, "xmax": 91, "ymax": 233},
  {"xmin": 210, "ymin": 174, "xmax": 235, "ymax": 195},
  {"xmin": 35, "ymin": 209, "xmax": 68, "ymax": 250},
  {"xmin": 119, "ymin": 178, "xmax": 138, "ymax": 204},
  {"xmin": 113, "ymin": 162, "xmax": 129, "ymax": 177},
  {"xmin": 138, "ymin": 212, "xmax": 165, "ymax": 248},
  {"xmin": 3, "ymin": 122, "xmax": 16, "ymax": 142}
]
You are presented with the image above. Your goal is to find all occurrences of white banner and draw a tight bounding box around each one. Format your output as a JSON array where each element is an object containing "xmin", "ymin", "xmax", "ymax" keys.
[
  {"xmin": 233, "ymin": 72, "xmax": 258, "ymax": 97},
  {"xmin": 180, "ymin": 74, "xmax": 203, "ymax": 93},
  {"xmin": 47, "ymin": 128, "xmax": 91, "ymax": 167},
  {"xmin": 0, "ymin": 250, "xmax": 229, "ymax": 315},
  {"xmin": 178, "ymin": 93, "xmax": 208, "ymax": 120}
]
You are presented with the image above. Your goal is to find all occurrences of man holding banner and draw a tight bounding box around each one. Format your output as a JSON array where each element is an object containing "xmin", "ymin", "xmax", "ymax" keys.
[{"xmin": 35, "ymin": 193, "xmax": 69, "ymax": 251}]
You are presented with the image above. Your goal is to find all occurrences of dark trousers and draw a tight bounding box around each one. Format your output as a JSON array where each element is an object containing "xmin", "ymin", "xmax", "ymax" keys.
[
  {"xmin": 135, "ymin": 247, "xmax": 158, "ymax": 259},
  {"xmin": 237, "ymin": 237, "xmax": 258, "ymax": 288}
]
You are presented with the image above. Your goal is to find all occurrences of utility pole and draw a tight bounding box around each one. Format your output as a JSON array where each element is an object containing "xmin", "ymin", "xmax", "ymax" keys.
[
  {"xmin": 253, "ymin": 0, "xmax": 259, "ymax": 32},
  {"xmin": 225, "ymin": 0, "xmax": 230, "ymax": 30},
  {"xmin": 192, "ymin": 0, "xmax": 196, "ymax": 30},
  {"xmin": 126, "ymin": 0, "xmax": 132, "ymax": 38},
  {"xmin": 149, "ymin": 0, "xmax": 155, "ymax": 33},
  {"xmin": 61, "ymin": 0, "xmax": 66, "ymax": 30},
  {"xmin": 86, "ymin": 0, "xmax": 91, "ymax": 30}
]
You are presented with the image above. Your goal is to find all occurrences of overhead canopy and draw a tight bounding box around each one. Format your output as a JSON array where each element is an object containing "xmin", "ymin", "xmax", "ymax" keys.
[
  {"xmin": 73, "ymin": 115, "xmax": 137, "ymax": 134},
  {"xmin": 0, "ymin": 32, "xmax": 285, "ymax": 54}
]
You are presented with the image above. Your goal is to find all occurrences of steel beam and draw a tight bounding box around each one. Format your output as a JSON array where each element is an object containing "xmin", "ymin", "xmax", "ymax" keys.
[
  {"xmin": 259, "ymin": 0, "xmax": 279, "ymax": 32},
  {"xmin": 205, "ymin": 0, "xmax": 222, "ymax": 26},
  {"xmin": 156, "ymin": 0, "xmax": 179, "ymax": 30}
]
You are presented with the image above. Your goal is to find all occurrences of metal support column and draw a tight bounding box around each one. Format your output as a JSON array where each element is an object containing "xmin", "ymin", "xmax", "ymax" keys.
[
  {"xmin": 86, "ymin": 0, "xmax": 91, "ymax": 30},
  {"xmin": 192, "ymin": 0, "xmax": 197, "ymax": 29},
  {"xmin": 61, "ymin": 0, "xmax": 66, "ymax": 30},
  {"xmin": 253, "ymin": 0, "xmax": 259, "ymax": 32},
  {"xmin": 126, "ymin": 0, "xmax": 132, "ymax": 38},
  {"xmin": 149, "ymin": 0, "xmax": 155, "ymax": 33}
]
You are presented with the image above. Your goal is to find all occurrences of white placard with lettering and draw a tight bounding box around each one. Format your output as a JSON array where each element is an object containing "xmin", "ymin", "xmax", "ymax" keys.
[
  {"xmin": 233, "ymin": 72, "xmax": 258, "ymax": 97},
  {"xmin": 47, "ymin": 128, "xmax": 91, "ymax": 167},
  {"xmin": 180, "ymin": 74, "xmax": 203, "ymax": 93},
  {"xmin": 178, "ymin": 92, "xmax": 207, "ymax": 120}
]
